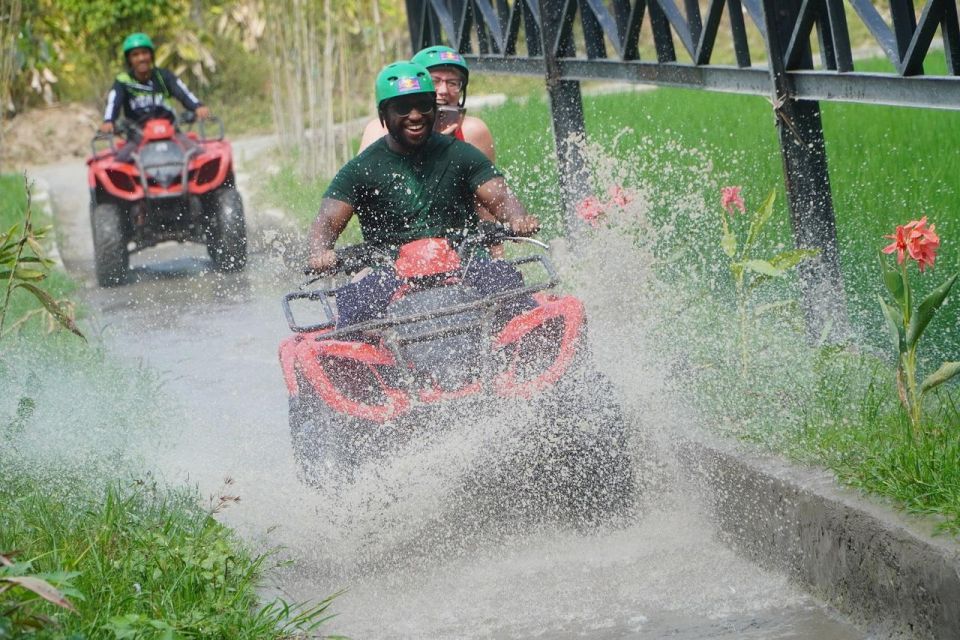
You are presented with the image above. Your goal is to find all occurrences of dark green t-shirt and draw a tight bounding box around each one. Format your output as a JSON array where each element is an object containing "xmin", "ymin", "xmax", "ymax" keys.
[{"xmin": 324, "ymin": 133, "xmax": 501, "ymax": 250}]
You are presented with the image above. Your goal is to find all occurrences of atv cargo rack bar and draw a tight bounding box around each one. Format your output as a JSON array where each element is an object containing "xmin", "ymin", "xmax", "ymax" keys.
[{"xmin": 282, "ymin": 253, "xmax": 560, "ymax": 336}]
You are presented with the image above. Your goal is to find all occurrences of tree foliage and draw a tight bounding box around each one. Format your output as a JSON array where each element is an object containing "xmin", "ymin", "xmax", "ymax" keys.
[
  {"xmin": 4, "ymin": 0, "xmax": 269, "ymax": 111},
  {"xmin": 266, "ymin": 0, "xmax": 409, "ymax": 178}
]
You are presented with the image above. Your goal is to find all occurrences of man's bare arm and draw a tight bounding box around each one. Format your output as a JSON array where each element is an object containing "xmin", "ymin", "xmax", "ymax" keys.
[
  {"xmin": 308, "ymin": 198, "xmax": 355, "ymax": 270},
  {"xmin": 462, "ymin": 116, "xmax": 496, "ymax": 163},
  {"xmin": 474, "ymin": 177, "xmax": 539, "ymax": 236}
]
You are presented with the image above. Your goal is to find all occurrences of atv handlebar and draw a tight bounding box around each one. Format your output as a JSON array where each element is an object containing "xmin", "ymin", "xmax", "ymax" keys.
[
  {"xmin": 302, "ymin": 244, "xmax": 391, "ymax": 279},
  {"xmin": 196, "ymin": 116, "xmax": 225, "ymax": 142},
  {"xmin": 91, "ymin": 132, "xmax": 119, "ymax": 157},
  {"xmin": 470, "ymin": 221, "xmax": 549, "ymax": 251},
  {"xmin": 303, "ymin": 222, "xmax": 543, "ymax": 279}
]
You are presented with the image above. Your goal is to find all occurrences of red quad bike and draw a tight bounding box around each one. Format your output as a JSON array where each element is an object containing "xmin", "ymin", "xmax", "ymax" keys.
[
  {"xmin": 86, "ymin": 111, "xmax": 247, "ymax": 286},
  {"xmin": 278, "ymin": 224, "xmax": 636, "ymax": 524}
]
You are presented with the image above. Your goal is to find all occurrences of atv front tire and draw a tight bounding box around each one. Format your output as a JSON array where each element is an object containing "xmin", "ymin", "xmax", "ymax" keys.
[
  {"xmin": 91, "ymin": 202, "xmax": 128, "ymax": 287},
  {"xmin": 289, "ymin": 375, "xmax": 359, "ymax": 486},
  {"xmin": 206, "ymin": 186, "xmax": 247, "ymax": 272},
  {"xmin": 539, "ymin": 362, "xmax": 636, "ymax": 527}
]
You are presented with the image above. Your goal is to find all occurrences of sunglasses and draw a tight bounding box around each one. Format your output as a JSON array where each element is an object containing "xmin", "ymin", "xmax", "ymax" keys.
[{"xmin": 390, "ymin": 97, "xmax": 436, "ymax": 116}]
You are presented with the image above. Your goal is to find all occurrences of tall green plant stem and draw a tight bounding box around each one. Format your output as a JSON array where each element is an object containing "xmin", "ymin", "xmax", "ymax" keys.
[
  {"xmin": 897, "ymin": 260, "xmax": 924, "ymax": 434},
  {"xmin": 0, "ymin": 177, "xmax": 33, "ymax": 335},
  {"xmin": 735, "ymin": 272, "xmax": 749, "ymax": 374}
]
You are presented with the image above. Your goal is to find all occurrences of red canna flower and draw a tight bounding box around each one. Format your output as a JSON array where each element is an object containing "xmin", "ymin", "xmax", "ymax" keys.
[
  {"xmin": 608, "ymin": 184, "xmax": 632, "ymax": 208},
  {"xmin": 884, "ymin": 217, "xmax": 940, "ymax": 272},
  {"xmin": 905, "ymin": 216, "xmax": 939, "ymax": 272},
  {"xmin": 882, "ymin": 224, "xmax": 910, "ymax": 265},
  {"xmin": 721, "ymin": 186, "xmax": 745, "ymax": 215},
  {"xmin": 576, "ymin": 196, "xmax": 604, "ymax": 227}
]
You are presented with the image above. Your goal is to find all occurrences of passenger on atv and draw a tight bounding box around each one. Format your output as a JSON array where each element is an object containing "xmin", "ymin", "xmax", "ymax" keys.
[
  {"xmin": 308, "ymin": 61, "xmax": 539, "ymax": 326},
  {"xmin": 99, "ymin": 32, "xmax": 210, "ymax": 162}
]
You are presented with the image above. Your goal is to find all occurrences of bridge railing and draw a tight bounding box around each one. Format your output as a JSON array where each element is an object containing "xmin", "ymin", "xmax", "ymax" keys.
[{"xmin": 404, "ymin": 0, "xmax": 960, "ymax": 342}]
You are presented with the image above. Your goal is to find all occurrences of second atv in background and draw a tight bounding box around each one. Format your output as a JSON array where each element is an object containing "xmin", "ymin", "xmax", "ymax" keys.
[{"xmin": 86, "ymin": 111, "xmax": 247, "ymax": 286}]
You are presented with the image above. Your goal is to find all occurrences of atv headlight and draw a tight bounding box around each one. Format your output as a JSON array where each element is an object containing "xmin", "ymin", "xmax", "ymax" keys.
[
  {"xmin": 140, "ymin": 141, "xmax": 185, "ymax": 188},
  {"xmin": 145, "ymin": 165, "xmax": 181, "ymax": 187}
]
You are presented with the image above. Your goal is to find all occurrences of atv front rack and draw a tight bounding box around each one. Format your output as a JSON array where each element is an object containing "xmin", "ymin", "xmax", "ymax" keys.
[{"xmin": 282, "ymin": 253, "xmax": 560, "ymax": 337}]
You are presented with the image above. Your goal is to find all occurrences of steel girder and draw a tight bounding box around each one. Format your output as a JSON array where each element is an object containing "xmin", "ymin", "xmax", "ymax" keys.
[{"xmin": 406, "ymin": 0, "xmax": 960, "ymax": 108}]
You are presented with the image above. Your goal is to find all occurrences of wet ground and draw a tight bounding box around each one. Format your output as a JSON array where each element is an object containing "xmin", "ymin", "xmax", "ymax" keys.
[{"xmin": 26, "ymin": 142, "xmax": 876, "ymax": 639}]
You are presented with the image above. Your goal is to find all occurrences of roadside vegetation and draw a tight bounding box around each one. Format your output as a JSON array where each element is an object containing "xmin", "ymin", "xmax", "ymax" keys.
[
  {"xmin": 0, "ymin": 466, "xmax": 338, "ymax": 639},
  {"xmin": 477, "ymin": 57, "xmax": 960, "ymax": 531},
  {"xmin": 0, "ymin": 175, "xmax": 340, "ymax": 638}
]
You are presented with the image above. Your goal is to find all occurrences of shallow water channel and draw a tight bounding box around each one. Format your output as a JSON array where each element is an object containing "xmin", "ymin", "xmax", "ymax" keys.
[{"xmin": 31, "ymin": 152, "xmax": 875, "ymax": 639}]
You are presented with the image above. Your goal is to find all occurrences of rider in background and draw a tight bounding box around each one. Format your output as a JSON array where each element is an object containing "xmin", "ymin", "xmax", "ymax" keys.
[
  {"xmin": 358, "ymin": 46, "xmax": 493, "ymax": 159},
  {"xmin": 309, "ymin": 61, "xmax": 538, "ymax": 327},
  {"xmin": 99, "ymin": 33, "xmax": 210, "ymax": 160}
]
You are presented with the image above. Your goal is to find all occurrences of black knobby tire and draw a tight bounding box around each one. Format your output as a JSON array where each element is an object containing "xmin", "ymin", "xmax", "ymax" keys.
[
  {"xmin": 289, "ymin": 374, "xmax": 360, "ymax": 486},
  {"xmin": 537, "ymin": 358, "xmax": 636, "ymax": 527},
  {"xmin": 206, "ymin": 186, "xmax": 247, "ymax": 272},
  {"xmin": 91, "ymin": 202, "xmax": 128, "ymax": 287}
]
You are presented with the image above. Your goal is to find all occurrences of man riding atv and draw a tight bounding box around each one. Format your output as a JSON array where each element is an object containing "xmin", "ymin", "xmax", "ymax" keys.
[
  {"xmin": 287, "ymin": 62, "xmax": 635, "ymax": 525},
  {"xmin": 308, "ymin": 61, "xmax": 539, "ymax": 326},
  {"xmin": 100, "ymin": 32, "xmax": 210, "ymax": 161}
]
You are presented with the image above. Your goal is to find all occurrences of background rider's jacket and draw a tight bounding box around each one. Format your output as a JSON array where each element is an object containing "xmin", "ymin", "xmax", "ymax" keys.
[{"xmin": 102, "ymin": 68, "xmax": 202, "ymax": 124}]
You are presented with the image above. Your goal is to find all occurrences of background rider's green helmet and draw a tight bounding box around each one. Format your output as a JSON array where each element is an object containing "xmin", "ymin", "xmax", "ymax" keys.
[
  {"xmin": 122, "ymin": 33, "xmax": 155, "ymax": 56},
  {"xmin": 411, "ymin": 46, "xmax": 469, "ymax": 86},
  {"xmin": 375, "ymin": 61, "xmax": 435, "ymax": 110},
  {"xmin": 411, "ymin": 46, "xmax": 469, "ymax": 106}
]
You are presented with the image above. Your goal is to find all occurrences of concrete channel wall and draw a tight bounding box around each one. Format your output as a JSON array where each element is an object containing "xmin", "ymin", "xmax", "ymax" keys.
[{"xmin": 677, "ymin": 436, "xmax": 960, "ymax": 639}]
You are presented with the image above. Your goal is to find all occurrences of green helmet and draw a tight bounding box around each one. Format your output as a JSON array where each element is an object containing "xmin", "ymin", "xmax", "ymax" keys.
[
  {"xmin": 122, "ymin": 33, "xmax": 154, "ymax": 56},
  {"xmin": 375, "ymin": 61, "xmax": 435, "ymax": 109},
  {"xmin": 411, "ymin": 46, "xmax": 469, "ymax": 88}
]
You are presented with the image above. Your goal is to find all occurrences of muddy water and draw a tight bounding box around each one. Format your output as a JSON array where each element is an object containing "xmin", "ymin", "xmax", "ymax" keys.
[{"xmin": 29, "ymin": 150, "xmax": 872, "ymax": 639}]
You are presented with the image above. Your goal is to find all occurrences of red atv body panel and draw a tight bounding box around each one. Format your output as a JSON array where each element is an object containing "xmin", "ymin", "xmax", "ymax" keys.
[
  {"xmin": 87, "ymin": 118, "xmax": 233, "ymax": 201},
  {"xmin": 279, "ymin": 236, "xmax": 587, "ymax": 425}
]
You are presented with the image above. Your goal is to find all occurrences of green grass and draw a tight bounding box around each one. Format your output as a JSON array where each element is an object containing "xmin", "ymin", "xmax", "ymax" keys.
[
  {"xmin": 483, "ymin": 57, "xmax": 960, "ymax": 355},
  {"xmin": 0, "ymin": 461, "xmax": 337, "ymax": 638}
]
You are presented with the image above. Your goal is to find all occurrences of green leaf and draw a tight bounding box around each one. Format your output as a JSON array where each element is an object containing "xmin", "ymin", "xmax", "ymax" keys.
[
  {"xmin": 12, "ymin": 268, "xmax": 45, "ymax": 281},
  {"xmin": 742, "ymin": 259, "xmax": 783, "ymax": 277},
  {"xmin": 752, "ymin": 299, "xmax": 796, "ymax": 317},
  {"xmin": 0, "ymin": 576, "xmax": 76, "ymax": 611},
  {"xmin": 729, "ymin": 263, "xmax": 744, "ymax": 282},
  {"xmin": 720, "ymin": 229, "xmax": 737, "ymax": 258},
  {"xmin": 920, "ymin": 362, "xmax": 960, "ymax": 393},
  {"xmin": 878, "ymin": 252, "xmax": 905, "ymax": 305},
  {"xmin": 878, "ymin": 295, "xmax": 906, "ymax": 354},
  {"xmin": 906, "ymin": 272, "xmax": 959, "ymax": 348},
  {"xmin": 768, "ymin": 248, "xmax": 819, "ymax": 271},
  {"xmin": 920, "ymin": 361, "xmax": 960, "ymax": 394},
  {"xmin": 745, "ymin": 188, "xmax": 776, "ymax": 249},
  {"xmin": 14, "ymin": 283, "xmax": 85, "ymax": 339}
]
